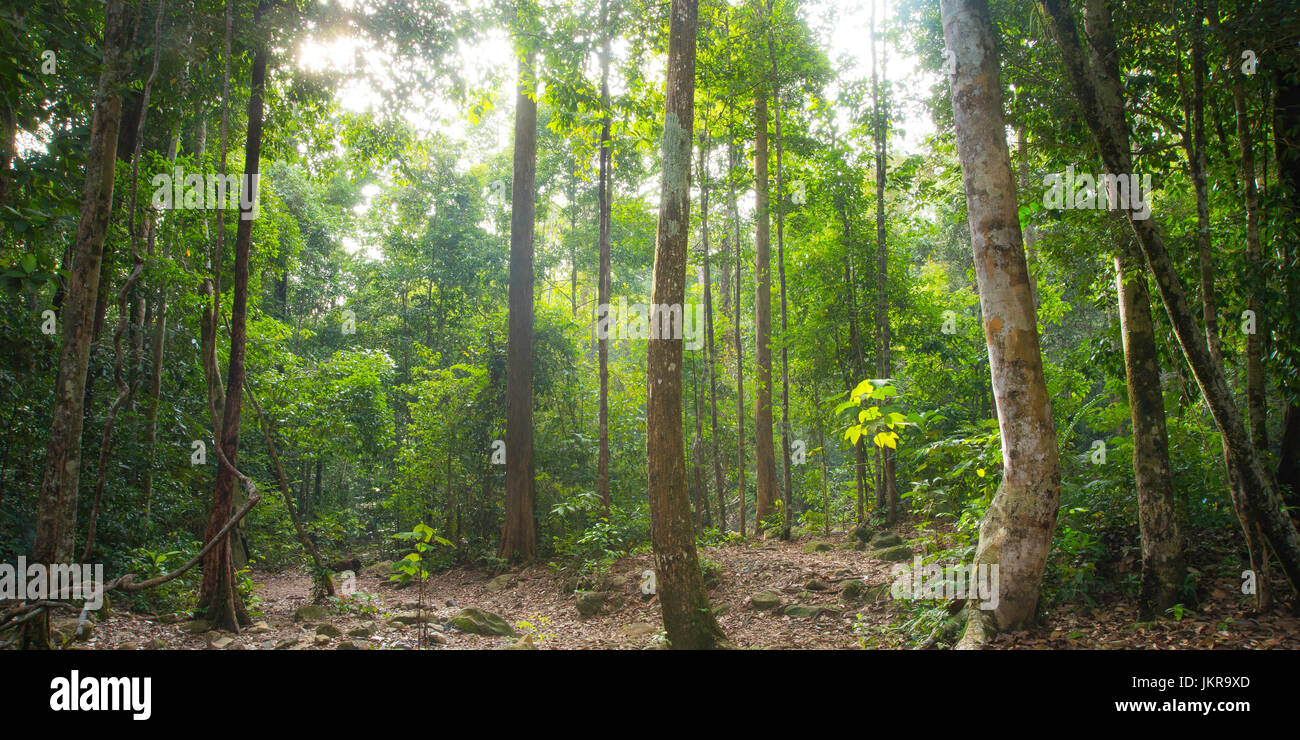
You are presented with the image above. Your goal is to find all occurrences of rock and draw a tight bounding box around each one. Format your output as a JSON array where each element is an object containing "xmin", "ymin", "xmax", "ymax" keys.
[
  {"xmin": 359, "ymin": 561, "xmax": 393, "ymax": 579},
  {"xmin": 116, "ymin": 641, "xmax": 139, "ymax": 651},
  {"xmin": 427, "ymin": 633, "xmax": 447, "ymax": 645},
  {"xmin": 801, "ymin": 541, "xmax": 833, "ymax": 553},
  {"xmin": 749, "ymin": 590, "xmax": 783, "ymax": 611},
  {"xmin": 445, "ymin": 598, "xmax": 457, "ymax": 607},
  {"xmin": 783, "ymin": 604, "xmax": 825, "ymax": 618},
  {"xmin": 805, "ymin": 578, "xmax": 831, "ymax": 591},
  {"xmin": 292, "ymin": 605, "xmax": 329, "ymax": 622},
  {"xmin": 274, "ymin": 637, "xmax": 299, "ymax": 650},
  {"xmin": 313, "ymin": 634, "xmax": 331, "ymax": 646},
  {"xmin": 315, "ymin": 623, "xmax": 342, "ymax": 638},
  {"xmin": 390, "ymin": 642, "xmax": 413, "ymax": 650},
  {"xmin": 246, "ymin": 621, "xmax": 272, "ymax": 635},
  {"xmin": 841, "ymin": 579, "xmax": 868, "ymax": 601},
  {"xmin": 852, "ymin": 541, "xmax": 868, "ymax": 551},
  {"xmin": 336, "ymin": 640, "xmax": 361, "ymax": 650},
  {"xmin": 348, "ymin": 625, "xmax": 375, "ymax": 638},
  {"xmin": 329, "ymin": 557, "xmax": 362, "ymax": 573},
  {"xmin": 852, "ymin": 524, "xmax": 875, "ymax": 543},
  {"xmin": 227, "ymin": 642, "xmax": 246, "ymax": 650},
  {"xmin": 699, "ymin": 560, "xmax": 723, "ymax": 590},
  {"xmin": 210, "ymin": 636, "xmax": 235, "ymax": 649},
  {"xmin": 869, "ymin": 531, "xmax": 904, "ymax": 548},
  {"xmin": 180, "ymin": 619, "xmax": 210, "ymax": 634},
  {"xmin": 576, "ymin": 590, "xmax": 606, "ymax": 618},
  {"xmin": 599, "ymin": 573, "xmax": 629, "ymax": 591},
  {"xmin": 451, "ymin": 608, "xmax": 516, "ymax": 637},
  {"xmin": 620, "ymin": 622, "xmax": 658, "ymax": 636},
  {"xmin": 487, "ymin": 574, "xmax": 514, "ymax": 592},
  {"xmin": 156, "ymin": 613, "xmax": 186, "ymax": 624},
  {"xmin": 391, "ymin": 611, "xmax": 433, "ymax": 625},
  {"xmin": 870, "ymin": 544, "xmax": 913, "ymax": 562},
  {"xmin": 261, "ymin": 640, "xmax": 274, "ymax": 650},
  {"xmin": 796, "ymin": 591, "xmax": 819, "ymax": 601},
  {"xmin": 505, "ymin": 634, "xmax": 537, "ymax": 650},
  {"xmin": 144, "ymin": 638, "xmax": 167, "ymax": 650},
  {"xmin": 711, "ymin": 603, "xmax": 732, "ymax": 617}
]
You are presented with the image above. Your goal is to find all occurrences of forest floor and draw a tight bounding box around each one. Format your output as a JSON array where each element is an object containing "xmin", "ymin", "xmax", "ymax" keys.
[{"xmin": 65, "ymin": 526, "xmax": 1300, "ymax": 650}]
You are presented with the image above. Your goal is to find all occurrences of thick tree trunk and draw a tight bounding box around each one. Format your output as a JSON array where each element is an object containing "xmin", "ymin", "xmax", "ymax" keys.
[
  {"xmin": 499, "ymin": 48, "xmax": 538, "ymax": 563},
  {"xmin": 943, "ymin": 0, "xmax": 1063, "ymax": 646},
  {"xmin": 646, "ymin": 0, "xmax": 725, "ymax": 649},
  {"xmin": 730, "ymin": 140, "xmax": 746, "ymax": 537},
  {"xmin": 196, "ymin": 10, "xmax": 269, "ymax": 630},
  {"xmin": 25, "ymin": 0, "xmax": 131, "ymax": 650},
  {"xmin": 753, "ymin": 90, "xmax": 778, "ymax": 533},
  {"xmin": 768, "ymin": 12, "xmax": 793, "ymax": 540},
  {"xmin": 1042, "ymin": 0, "xmax": 1300, "ymax": 596}
]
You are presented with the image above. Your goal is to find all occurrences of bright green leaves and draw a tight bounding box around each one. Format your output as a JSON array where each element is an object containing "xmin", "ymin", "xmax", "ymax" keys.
[
  {"xmin": 390, "ymin": 522, "xmax": 452, "ymax": 584},
  {"xmin": 835, "ymin": 379, "xmax": 910, "ymax": 451}
]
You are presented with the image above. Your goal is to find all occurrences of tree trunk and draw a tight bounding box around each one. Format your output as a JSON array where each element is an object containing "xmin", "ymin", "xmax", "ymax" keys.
[
  {"xmin": 700, "ymin": 129, "xmax": 727, "ymax": 533},
  {"xmin": 768, "ymin": 6, "xmax": 793, "ymax": 540},
  {"xmin": 646, "ymin": 0, "xmax": 726, "ymax": 649},
  {"xmin": 871, "ymin": 0, "xmax": 898, "ymax": 525},
  {"xmin": 596, "ymin": 0, "xmax": 612, "ymax": 516},
  {"xmin": 753, "ymin": 89, "xmax": 778, "ymax": 533},
  {"xmin": 1115, "ymin": 239, "xmax": 1186, "ymax": 617},
  {"xmin": 1042, "ymin": 0, "xmax": 1300, "ymax": 596},
  {"xmin": 499, "ymin": 47, "xmax": 538, "ymax": 563},
  {"xmin": 25, "ymin": 0, "xmax": 131, "ymax": 650},
  {"xmin": 942, "ymin": 0, "xmax": 1063, "ymax": 646},
  {"xmin": 731, "ymin": 139, "xmax": 746, "ymax": 537},
  {"xmin": 196, "ymin": 5, "xmax": 269, "ymax": 630}
]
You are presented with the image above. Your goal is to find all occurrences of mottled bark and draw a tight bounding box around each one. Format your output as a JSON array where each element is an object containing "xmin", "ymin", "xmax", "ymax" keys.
[
  {"xmin": 646, "ymin": 0, "xmax": 726, "ymax": 649},
  {"xmin": 943, "ymin": 0, "xmax": 1062, "ymax": 645}
]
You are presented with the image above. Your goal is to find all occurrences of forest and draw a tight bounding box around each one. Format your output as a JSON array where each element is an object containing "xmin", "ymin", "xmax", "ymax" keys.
[{"xmin": 1, "ymin": 0, "xmax": 1299, "ymax": 659}]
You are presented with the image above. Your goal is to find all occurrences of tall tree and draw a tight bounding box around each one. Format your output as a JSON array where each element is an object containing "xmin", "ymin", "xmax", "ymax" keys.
[
  {"xmin": 500, "ymin": 33, "xmax": 539, "ymax": 563},
  {"xmin": 646, "ymin": 0, "xmax": 726, "ymax": 649},
  {"xmin": 767, "ymin": 0, "xmax": 793, "ymax": 539},
  {"xmin": 24, "ymin": 0, "xmax": 131, "ymax": 649},
  {"xmin": 871, "ymin": 0, "xmax": 898, "ymax": 524},
  {"xmin": 196, "ymin": 0, "xmax": 271, "ymax": 632},
  {"xmin": 596, "ymin": 0, "xmax": 613, "ymax": 516},
  {"xmin": 941, "ymin": 0, "xmax": 1062, "ymax": 647},
  {"xmin": 752, "ymin": 82, "xmax": 779, "ymax": 533}
]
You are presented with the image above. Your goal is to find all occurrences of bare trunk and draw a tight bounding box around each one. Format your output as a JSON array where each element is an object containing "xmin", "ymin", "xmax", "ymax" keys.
[
  {"xmin": 500, "ymin": 47, "xmax": 538, "ymax": 563},
  {"xmin": 943, "ymin": 0, "xmax": 1063, "ymax": 645},
  {"xmin": 753, "ymin": 91, "xmax": 778, "ymax": 532},
  {"xmin": 647, "ymin": 0, "xmax": 725, "ymax": 649}
]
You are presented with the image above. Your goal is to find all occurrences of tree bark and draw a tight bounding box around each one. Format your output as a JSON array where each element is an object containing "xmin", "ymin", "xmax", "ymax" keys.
[
  {"xmin": 196, "ymin": 2, "xmax": 269, "ymax": 630},
  {"xmin": 646, "ymin": 0, "xmax": 726, "ymax": 649},
  {"xmin": 596, "ymin": 0, "xmax": 612, "ymax": 516},
  {"xmin": 25, "ymin": 0, "xmax": 131, "ymax": 650},
  {"xmin": 871, "ymin": 0, "xmax": 898, "ymax": 525},
  {"xmin": 942, "ymin": 0, "xmax": 1063, "ymax": 646},
  {"xmin": 768, "ymin": 5, "xmax": 794, "ymax": 540},
  {"xmin": 499, "ymin": 46, "xmax": 539, "ymax": 563},
  {"xmin": 753, "ymin": 89, "xmax": 778, "ymax": 533}
]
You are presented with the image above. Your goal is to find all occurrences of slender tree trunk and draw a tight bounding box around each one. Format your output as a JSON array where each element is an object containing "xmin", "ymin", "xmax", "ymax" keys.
[
  {"xmin": 1115, "ymin": 239, "xmax": 1186, "ymax": 617},
  {"xmin": 647, "ymin": 0, "xmax": 725, "ymax": 649},
  {"xmin": 24, "ymin": 0, "xmax": 131, "ymax": 650},
  {"xmin": 731, "ymin": 140, "xmax": 746, "ymax": 537},
  {"xmin": 700, "ymin": 127, "xmax": 726, "ymax": 532},
  {"xmin": 839, "ymin": 207, "xmax": 868, "ymax": 522},
  {"xmin": 500, "ymin": 46, "xmax": 539, "ymax": 563},
  {"xmin": 1043, "ymin": 0, "xmax": 1300, "ymax": 596},
  {"xmin": 943, "ymin": 0, "xmax": 1063, "ymax": 645},
  {"xmin": 753, "ymin": 90, "xmax": 778, "ymax": 533},
  {"xmin": 596, "ymin": 0, "xmax": 613, "ymax": 516},
  {"xmin": 196, "ymin": 2, "xmax": 269, "ymax": 630},
  {"xmin": 768, "ymin": 9, "xmax": 793, "ymax": 540},
  {"xmin": 871, "ymin": 0, "xmax": 898, "ymax": 525}
]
